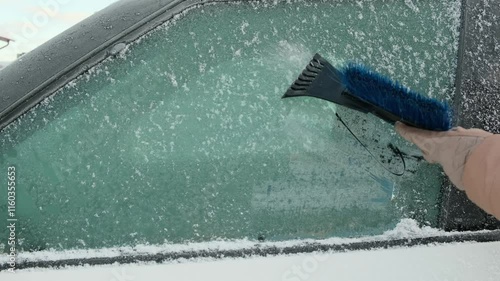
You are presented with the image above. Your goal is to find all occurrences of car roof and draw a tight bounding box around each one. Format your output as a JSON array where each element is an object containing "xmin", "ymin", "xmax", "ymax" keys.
[{"xmin": 0, "ymin": 0, "xmax": 183, "ymax": 130}]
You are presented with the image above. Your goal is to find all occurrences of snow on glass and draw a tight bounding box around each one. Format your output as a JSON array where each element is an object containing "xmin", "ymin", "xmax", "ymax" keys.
[
  {"xmin": 0, "ymin": 0, "xmax": 461, "ymax": 254},
  {"xmin": 0, "ymin": 218, "xmax": 472, "ymax": 264}
]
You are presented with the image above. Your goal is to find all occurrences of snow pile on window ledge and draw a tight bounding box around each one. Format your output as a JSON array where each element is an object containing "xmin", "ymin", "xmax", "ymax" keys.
[
  {"xmin": 381, "ymin": 218, "xmax": 444, "ymax": 239},
  {"xmin": 0, "ymin": 219, "xmax": 492, "ymax": 265}
]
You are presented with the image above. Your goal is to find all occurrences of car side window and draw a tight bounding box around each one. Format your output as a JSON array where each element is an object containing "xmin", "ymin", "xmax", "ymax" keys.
[{"xmin": 0, "ymin": 0, "xmax": 460, "ymax": 252}]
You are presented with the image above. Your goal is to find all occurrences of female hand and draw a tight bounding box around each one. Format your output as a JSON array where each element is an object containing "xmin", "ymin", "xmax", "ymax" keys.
[{"xmin": 395, "ymin": 121, "xmax": 493, "ymax": 190}]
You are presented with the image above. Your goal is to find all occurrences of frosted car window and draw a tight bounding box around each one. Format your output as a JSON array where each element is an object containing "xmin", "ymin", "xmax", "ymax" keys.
[{"xmin": 0, "ymin": 0, "xmax": 460, "ymax": 252}]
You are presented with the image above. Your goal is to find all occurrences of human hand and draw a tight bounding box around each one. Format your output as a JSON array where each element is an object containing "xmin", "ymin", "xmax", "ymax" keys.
[{"xmin": 395, "ymin": 122, "xmax": 493, "ymax": 190}]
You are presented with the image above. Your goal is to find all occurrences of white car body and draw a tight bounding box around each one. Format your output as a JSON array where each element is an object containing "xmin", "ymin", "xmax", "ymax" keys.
[{"xmin": 2, "ymin": 241, "xmax": 500, "ymax": 281}]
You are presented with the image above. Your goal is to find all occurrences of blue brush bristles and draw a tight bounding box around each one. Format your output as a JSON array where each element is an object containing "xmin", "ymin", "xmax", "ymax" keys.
[{"xmin": 340, "ymin": 63, "xmax": 452, "ymax": 131}]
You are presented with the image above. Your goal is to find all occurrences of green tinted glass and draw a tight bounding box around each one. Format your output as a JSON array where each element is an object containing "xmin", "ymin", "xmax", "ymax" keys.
[{"xmin": 0, "ymin": 0, "xmax": 460, "ymax": 252}]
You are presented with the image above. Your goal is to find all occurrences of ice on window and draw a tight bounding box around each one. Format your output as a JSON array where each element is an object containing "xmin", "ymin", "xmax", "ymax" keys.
[{"xmin": 0, "ymin": 0, "xmax": 461, "ymax": 253}]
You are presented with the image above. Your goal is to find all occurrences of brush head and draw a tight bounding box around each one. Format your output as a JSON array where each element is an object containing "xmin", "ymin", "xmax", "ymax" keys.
[
  {"xmin": 340, "ymin": 63, "xmax": 452, "ymax": 131},
  {"xmin": 283, "ymin": 53, "xmax": 453, "ymax": 131}
]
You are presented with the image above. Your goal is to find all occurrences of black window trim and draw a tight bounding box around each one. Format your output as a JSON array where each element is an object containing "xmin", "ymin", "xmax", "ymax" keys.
[{"xmin": 0, "ymin": 229, "xmax": 498, "ymax": 270}]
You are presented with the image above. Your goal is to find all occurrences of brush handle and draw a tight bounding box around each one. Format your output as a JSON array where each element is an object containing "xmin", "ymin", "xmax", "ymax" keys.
[{"xmin": 342, "ymin": 91, "xmax": 419, "ymax": 127}]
